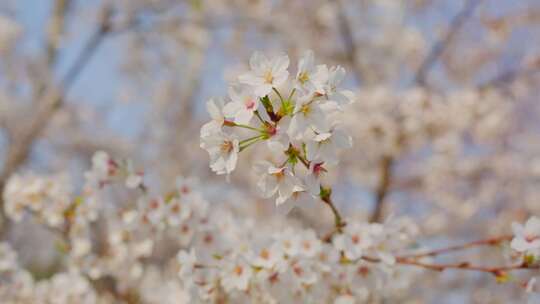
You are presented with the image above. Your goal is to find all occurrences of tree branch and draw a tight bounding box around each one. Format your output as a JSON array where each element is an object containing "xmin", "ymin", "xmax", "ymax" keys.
[
  {"xmin": 414, "ymin": 0, "xmax": 483, "ymax": 87},
  {"xmin": 369, "ymin": 155, "xmax": 394, "ymax": 222},
  {"xmin": 335, "ymin": 0, "xmax": 362, "ymax": 84},
  {"xmin": 400, "ymin": 235, "xmax": 513, "ymax": 259},
  {"xmin": 360, "ymin": 234, "xmax": 536, "ymax": 277},
  {"xmin": 369, "ymin": 0, "xmax": 484, "ymax": 222},
  {"xmin": 0, "ymin": 4, "xmax": 112, "ymax": 230}
]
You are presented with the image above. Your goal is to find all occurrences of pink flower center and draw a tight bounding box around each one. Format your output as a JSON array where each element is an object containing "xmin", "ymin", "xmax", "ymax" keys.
[
  {"xmin": 149, "ymin": 199, "xmax": 160, "ymax": 210},
  {"xmin": 526, "ymin": 235, "xmax": 538, "ymax": 242},
  {"xmin": 313, "ymin": 162, "xmax": 325, "ymax": 176},
  {"xmin": 245, "ymin": 99, "xmax": 255, "ymax": 110},
  {"xmin": 180, "ymin": 186, "xmax": 190, "ymax": 194},
  {"xmin": 107, "ymin": 159, "xmax": 118, "ymax": 176},
  {"xmin": 293, "ymin": 265, "xmax": 303, "ymax": 276},
  {"xmin": 266, "ymin": 125, "xmax": 277, "ymax": 136}
]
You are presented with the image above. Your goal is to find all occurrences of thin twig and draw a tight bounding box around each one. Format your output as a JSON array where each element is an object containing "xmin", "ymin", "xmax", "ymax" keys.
[
  {"xmin": 368, "ymin": 0, "xmax": 483, "ymax": 222},
  {"xmin": 479, "ymin": 56, "xmax": 540, "ymax": 90},
  {"xmin": 321, "ymin": 194, "xmax": 345, "ymax": 234},
  {"xmin": 369, "ymin": 156, "xmax": 393, "ymax": 223},
  {"xmin": 335, "ymin": 0, "xmax": 362, "ymax": 84},
  {"xmin": 361, "ymin": 254, "xmax": 538, "ymax": 276},
  {"xmin": 414, "ymin": 0, "xmax": 483, "ymax": 86},
  {"xmin": 400, "ymin": 235, "xmax": 513, "ymax": 259}
]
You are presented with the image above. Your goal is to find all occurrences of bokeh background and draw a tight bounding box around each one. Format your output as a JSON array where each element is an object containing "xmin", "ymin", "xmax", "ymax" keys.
[{"xmin": 1, "ymin": 0, "xmax": 540, "ymax": 302}]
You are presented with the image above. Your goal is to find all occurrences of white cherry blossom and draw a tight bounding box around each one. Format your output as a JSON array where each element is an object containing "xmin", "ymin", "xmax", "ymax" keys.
[
  {"xmin": 200, "ymin": 130, "xmax": 240, "ymax": 175},
  {"xmin": 295, "ymin": 50, "xmax": 326, "ymax": 94},
  {"xmin": 223, "ymin": 85, "xmax": 260, "ymax": 124},
  {"xmin": 254, "ymin": 161, "xmax": 304, "ymax": 205},
  {"xmin": 287, "ymin": 95, "xmax": 328, "ymax": 139},
  {"xmin": 200, "ymin": 97, "xmax": 227, "ymax": 138},
  {"xmin": 305, "ymin": 127, "xmax": 352, "ymax": 165},
  {"xmin": 239, "ymin": 52, "xmax": 290, "ymax": 97}
]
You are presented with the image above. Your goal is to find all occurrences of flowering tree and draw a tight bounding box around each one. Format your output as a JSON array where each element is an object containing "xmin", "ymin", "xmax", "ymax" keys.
[{"xmin": 1, "ymin": 0, "xmax": 540, "ymax": 303}]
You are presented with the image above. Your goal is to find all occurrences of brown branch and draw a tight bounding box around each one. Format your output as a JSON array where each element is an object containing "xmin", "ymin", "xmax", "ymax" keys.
[
  {"xmin": 369, "ymin": 155, "xmax": 394, "ymax": 223},
  {"xmin": 362, "ymin": 252, "xmax": 537, "ymax": 277},
  {"xmin": 335, "ymin": 0, "xmax": 362, "ymax": 84},
  {"xmin": 479, "ymin": 55, "xmax": 540, "ymax": 90},
  {"xmin": 368, "ymin": 0, "xmax": 484, "ymax": 222},
  {"xmin": 321, "ymin": 190, "xmax": 346, "ymax": 236},
  {"xmin": 46, "ymin": 0, "xmax": 72, "ymax": 65},
  {"xmin": 399, "ymin": 235, "xmax": 513, "ymax": 259},
  {"xmin": 414, "ymin": 0, "xmax": 483, "ymax": 87},
  {"xmin": 0, "ymin": 5, "xmax": 112, "ymax": 230},
  {"xmin": 392, "ymin": 258, "xmax": 538, "ymax": 274},
  {"xmin": 357, "ymin": 234, "xmax": 538, "ymax": 278}
]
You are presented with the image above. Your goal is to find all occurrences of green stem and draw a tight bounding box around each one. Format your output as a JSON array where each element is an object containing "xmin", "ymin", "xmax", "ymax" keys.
[
  {"xmin": 273, "ymin": 87, "xmax": 285, "ymax": 103},
  {"xmin": 288, "ymin": 88, "xmax": 296, "ymax": 100},
  {"xmin": 320, "ymin": 187, "xmax": 345, "ymax": 236},
  {"xmin": 273, "ymin": 87, "xmax": 287, "ymax": 111},
  {"xmin": 239, "ymin": 134, "xmax": 265, "ymax": 151},
  {"xmin": 234, "ymin": 123, "xmax": 265, "ymax": 133},
  {"xmin": 254, "ymin": 111, "xmax": 265, "ymax": 124}
]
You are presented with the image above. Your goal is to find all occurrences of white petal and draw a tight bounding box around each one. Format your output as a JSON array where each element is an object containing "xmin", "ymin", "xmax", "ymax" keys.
[
  {"xmin": 250, "ymin": 51, "xmax": 268, "ymax": 70},
  {"xmin": 271, "ymin": 54, "xmax": 290, "ymax": 74}
]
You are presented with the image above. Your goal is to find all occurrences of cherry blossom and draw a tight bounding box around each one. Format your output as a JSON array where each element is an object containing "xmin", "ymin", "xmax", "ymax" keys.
[
  {"xmin": 254, "ymin": 161, "xmax": 304, "ymax": 205},
  {"xmin": 200, "ymin": 130, "xmax": 240, "ymax": 175},
  {"xmin": 238, "ymin": 52, "xmax": 290, "ymax": 97}
]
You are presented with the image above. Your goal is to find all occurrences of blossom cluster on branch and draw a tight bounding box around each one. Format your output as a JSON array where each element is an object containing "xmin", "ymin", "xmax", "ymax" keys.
[
  {"xmin": 0, "ymin": 51, "xmax": 539, "ymax": 303},
  {"xmin": 200, "ymin": 51, "xmax": 353, "ymax": 205},
  {"xmin": 1, "ymin": 149, "xmax": 539, "ymax": 303}
]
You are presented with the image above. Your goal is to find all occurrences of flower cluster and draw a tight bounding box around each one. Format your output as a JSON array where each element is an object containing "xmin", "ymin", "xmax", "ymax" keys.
[
  {"xmin": 176, "ymin": 218, "xmax": 420, "ymax": 303},
  {"xmin": 2, "ymin": 149, "xmax": 540, "ymax": 303},
  {"xmin": 200, "ymin": 51, "xmax": 353, "ymax": 205},
  {"xmin": 0, "ymin": 242, "xmax": 97, "ymax": 304},
  {"xmin": 3, "ymin": 172, "xmax": 72, "ymax": 227},
  {"xmin": 85, "ymin": 150, "xmax": 144, "ymax": 190}
]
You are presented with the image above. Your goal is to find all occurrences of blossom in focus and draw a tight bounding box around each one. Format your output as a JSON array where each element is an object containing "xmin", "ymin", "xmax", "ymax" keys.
[
  {"xmin": 223, "ymin": 85, "xmax": 260, "ymax": 124},
  {"xmin": 200, "ymin": 130, "xmax": 240, "ymax": 175},
  {"xmin": 295, "ymin": 50, "xmax": 326, "ymax": 94},
  {"xmin": 254, "ymin": 161, "xmax": 304, "ymax": 205},
  {"xmin": 239, "ymin": 52, "xmax": 289, "ymax": 97},
  {"xmin": 305, "ymin": 127, "xmax": 352, "ymax": 165},
  {"xmin": 200, "ymin": 97, "xmax": 227, "ymax": 138},
  {"xmin": 287, "ymin": 94, "xmax": 328, "ymax": 139}
]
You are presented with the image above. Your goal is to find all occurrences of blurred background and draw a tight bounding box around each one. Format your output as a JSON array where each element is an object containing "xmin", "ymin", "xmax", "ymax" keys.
[{"xmin": 1, "ymin": 0, "xmax": 540, "ymax": 302}]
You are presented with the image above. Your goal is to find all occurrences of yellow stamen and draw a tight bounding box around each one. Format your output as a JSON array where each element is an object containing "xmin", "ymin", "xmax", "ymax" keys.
[
  {"xmin": 298, "ymin": 72, "xmax": 309, "ymax": 84},
  {"xmin": 220, "ymin": 140, "xmax": 233, "ymax": 153},
  {"xmin": 264, "ymin": 70, "xmax": 274, "ymax": 84}
]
